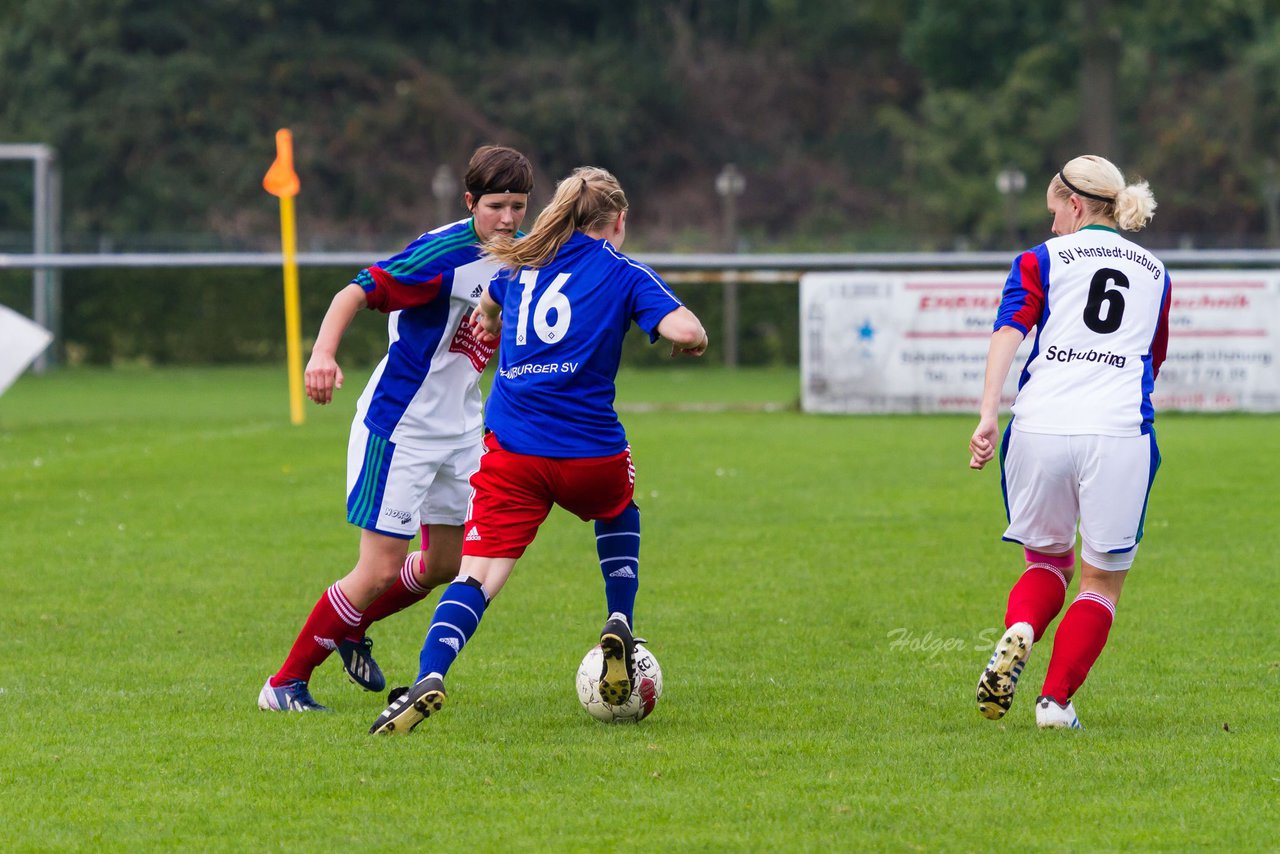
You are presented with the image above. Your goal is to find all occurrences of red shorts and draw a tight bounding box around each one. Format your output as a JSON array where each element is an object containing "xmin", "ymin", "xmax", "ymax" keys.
[{"xmin": 462, "ymin": 432, "xmax": 635, "ymax": 559}]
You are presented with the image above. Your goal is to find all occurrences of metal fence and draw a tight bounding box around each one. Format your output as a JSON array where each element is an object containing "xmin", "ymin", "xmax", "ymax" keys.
[{"xmin": 5, "ymin": 248, "xmax": 1280, "ymax": 371}]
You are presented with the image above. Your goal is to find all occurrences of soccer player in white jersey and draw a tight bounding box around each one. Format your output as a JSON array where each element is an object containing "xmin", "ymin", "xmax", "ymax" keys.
[
  {"xmin": 258, "ymin": 146, "xmax": 534, "ymax": 712},
  {"xmin": 968, "ymin": 155, "xmax": 1171, "ymax": 729},
  {"xmin": 369, "ymin": 166, "xmax": 708, "ymax": 734}
]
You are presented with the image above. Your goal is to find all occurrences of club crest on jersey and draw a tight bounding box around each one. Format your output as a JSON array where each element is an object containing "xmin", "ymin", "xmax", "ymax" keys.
[{"xmin": 449, "ymin": 321, "xmax": 496, "ymax": 371}]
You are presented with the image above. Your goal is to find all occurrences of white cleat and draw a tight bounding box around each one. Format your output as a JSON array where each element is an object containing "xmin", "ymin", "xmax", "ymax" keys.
[
  {"xmin": 1036, "ymin": 695, "xmax": 1082, "ymax": 729},
  {"xmin": 976, "ymin": 621, "xmax": 1035, "ymax": 720}
]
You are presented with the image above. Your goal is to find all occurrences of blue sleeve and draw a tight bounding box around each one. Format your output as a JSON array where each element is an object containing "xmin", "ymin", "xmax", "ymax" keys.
[
  {"xmin": 488, "ymin": 268, "xmax": 514, "ymax": 305},
  {"xmin": 994, "ymin": 245, "xmax": 1049, "ymax": 335},
  {"xmin": 627, "ymin": 264, "xmax": 685, "ymax": 343},
  {"xmin": 375, "ymin": 231, "xmax": 474, "ymax": 286}
]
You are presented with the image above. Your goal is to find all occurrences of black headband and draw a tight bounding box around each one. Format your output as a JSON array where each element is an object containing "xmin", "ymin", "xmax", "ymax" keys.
[
  {"xmin": 1058, "ymin": 170, "xmax": 1115, "ymax": 204},
  {"xmin": 468, "ymin": 186, "xmax": 528, "ymax": 203}
]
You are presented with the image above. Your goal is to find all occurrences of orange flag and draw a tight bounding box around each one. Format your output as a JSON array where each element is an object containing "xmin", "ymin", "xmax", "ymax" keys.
[{"xmin": 263, "ymin": 129, "xmax": 300, "ymax": 197}]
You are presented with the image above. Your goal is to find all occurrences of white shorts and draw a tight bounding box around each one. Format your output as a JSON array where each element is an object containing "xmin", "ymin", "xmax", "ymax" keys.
[
  {"xmin": 345, "ymin": 420, "xmax": 481, "ymax": 538},
  {"xmin": 1000, "ymin": 426, "xmax": 1160, "ymax": 557}
]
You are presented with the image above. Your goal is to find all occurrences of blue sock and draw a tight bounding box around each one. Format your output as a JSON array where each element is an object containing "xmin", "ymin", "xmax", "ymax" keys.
[
  {"xmin": 417, "ymin": 578, "xmax": 488, "ymax": 681},
  {"xmin": 595, "ymin": 502, "xmax": 640, "ymax": 627}
]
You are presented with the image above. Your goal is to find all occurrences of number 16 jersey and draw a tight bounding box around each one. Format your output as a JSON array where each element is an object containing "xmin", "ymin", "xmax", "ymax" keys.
[
  {"xmin": 485, "ymin": 231, "xmax": 685, "ymax": 458},
  {"xmin": 995, "ymin": 225, "xmax": 1172, "ymax": 437}
]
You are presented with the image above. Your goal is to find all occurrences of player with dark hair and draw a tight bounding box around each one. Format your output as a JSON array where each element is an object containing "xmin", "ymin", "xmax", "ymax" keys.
[
  {"xmin": 258, "ymin": 145, "xmax": 534, "ymax": 712},
  {"xmin": 370, "ymin": 165, "xmax": 708, "ymax": 733},
  {"xmin": 969, "ymin": 154, "xmax": 1171, "ymax": 729}
]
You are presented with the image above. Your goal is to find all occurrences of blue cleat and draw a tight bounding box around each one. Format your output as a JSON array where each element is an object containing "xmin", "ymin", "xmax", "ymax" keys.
[
  {"xmin": 258, "ymin": 678, "xmax": 331, "ymax": 712},
  {"xmin": 338, "ymin": 636, "xmax": 386, "ymax": 692}
]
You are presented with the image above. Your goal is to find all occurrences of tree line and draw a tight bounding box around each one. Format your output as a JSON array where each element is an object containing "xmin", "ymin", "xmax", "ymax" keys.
[{"xmin": 3, "ymin": 0, "xmax": 1279, "ymax": 254}]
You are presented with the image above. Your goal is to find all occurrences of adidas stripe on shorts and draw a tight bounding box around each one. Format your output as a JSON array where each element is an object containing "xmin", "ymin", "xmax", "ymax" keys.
[
  {"xmin": 345, "ymin": 419, "xmax": 481, "ymax": 538},
  {"xmin": 461, "ymin": 432, "xmax": 635, "ymax": 559}
]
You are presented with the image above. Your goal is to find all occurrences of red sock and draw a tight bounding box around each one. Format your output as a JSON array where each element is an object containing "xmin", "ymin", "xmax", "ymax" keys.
[
  {"xmin": 350, "ymin": 553, "xmax": 433, "ymax": 637},
  {"xmin": 271, "ymin": 583, "xmax": 363, "ymax": 686},
  {"xmin": 1004, "ymin": 549, "xmax": 1071, "ymax": 641},
  {"xmin": 1040, "ymin": 592, "xmax": 1115, "ymax": 703}
]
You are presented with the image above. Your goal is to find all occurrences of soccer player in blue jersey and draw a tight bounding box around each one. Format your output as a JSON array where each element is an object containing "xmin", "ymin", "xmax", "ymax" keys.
[
  {"xmin": 969, "ymin": 155, "xmax": 1170, "ymax": 729},
  {"xmin": 370, "ymin": 166, "xmax": 708, "ymax": 733},
  {"xmin": 259, "ymin": 146, "xmax": 534, "ymax": 712}
]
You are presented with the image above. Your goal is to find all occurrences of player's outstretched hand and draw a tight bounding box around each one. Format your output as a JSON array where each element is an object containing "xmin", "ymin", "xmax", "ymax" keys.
[{"xmin": 305, "ymin": 351, "xmax": 343, "ymax": 405}]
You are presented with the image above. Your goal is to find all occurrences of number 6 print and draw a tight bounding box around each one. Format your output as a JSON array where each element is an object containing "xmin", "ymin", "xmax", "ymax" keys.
[
  {"xmin": 1082, "ymin": 267, "xmax": 1129, "ymax": 334},
  {"xmin": 515, "ymin": 270, "xmax": 573, "ymax": 345}
]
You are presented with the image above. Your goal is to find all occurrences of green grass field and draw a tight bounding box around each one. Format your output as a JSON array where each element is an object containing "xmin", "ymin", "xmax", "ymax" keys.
[{"xmin": 1, "ymin": 365, "xmax": 1276, "ymax": 851}]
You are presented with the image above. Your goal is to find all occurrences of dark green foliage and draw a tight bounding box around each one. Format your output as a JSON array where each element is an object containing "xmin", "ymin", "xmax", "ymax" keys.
[
  {"xmin": 5, "ymin": 1, "xmax": 1280, "ymax": 364},
  {"xmin": 8, "ymin": 266, "xmax": 390, "ymax": 367}
]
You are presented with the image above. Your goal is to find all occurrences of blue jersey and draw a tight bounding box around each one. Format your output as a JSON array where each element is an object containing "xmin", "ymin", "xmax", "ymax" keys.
[
  {"xmin": 485, "ymin": 231, "xmax": 684, "ymax": 457},
  {"xmin": 351, "ymin": 218, "xmax": 500, "ymax": 449}
]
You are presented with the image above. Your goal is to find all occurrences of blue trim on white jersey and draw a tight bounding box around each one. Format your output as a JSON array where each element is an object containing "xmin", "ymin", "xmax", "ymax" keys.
[
  {"xmin": 365, "ymin": 296, "xmax": 453, "ymax": 438},
  {"xmin": 1137, "ymin": 273, "xmax": 1172, "ymax": 433},
  {"xmin": 998, "ymin": 418, "xmax": 1016, "ymax": 532},
  {"xmin": 1013, "ymin": 244, "xmax": 1052, "ymax": 391},
  {"xmin": 1126, "ymin": 430, "xmax": 1161, "ymax": 548}
]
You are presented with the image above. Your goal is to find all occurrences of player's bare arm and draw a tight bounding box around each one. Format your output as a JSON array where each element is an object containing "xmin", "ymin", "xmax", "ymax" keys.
[
  {"xmin": 305, "ymin": 283, "xmax": 365, "ymax": 405},
  {"xmin": 657, "ymin": 306, "xmax": 709, "ymax": 358},
  {"xmin": 469, "ymin": 291, "xmax": 503, "ymax": 344},
  {"xmin": 969, "ymin": 325, "xmax": 1025, "ymax": 469}
]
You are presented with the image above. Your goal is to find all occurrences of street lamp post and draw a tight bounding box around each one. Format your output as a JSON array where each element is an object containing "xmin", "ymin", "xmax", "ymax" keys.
[
  {"xmin": 715, "ymin": 164, "xmax": 746, "ymax": 368},
  {"xmin": 432, "ymin": 164, "xmax": 458, "ymax": 224},
  {"xmin": 996, "ymin": 166, "xmax": 1027, "ymax": 248}
]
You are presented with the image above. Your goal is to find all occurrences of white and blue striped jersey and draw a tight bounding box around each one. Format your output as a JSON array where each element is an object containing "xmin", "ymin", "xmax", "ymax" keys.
[
  {"xmin": 351, "ymin": 218, "xmax": 499, "ymax": 450},
  {"xmin": 996, "ymin": 225, "xmax": 1172, "ymax": 436}
]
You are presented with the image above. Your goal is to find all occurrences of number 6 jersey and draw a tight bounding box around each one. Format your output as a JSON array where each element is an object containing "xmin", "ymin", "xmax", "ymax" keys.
[{"xmin": 996, "ymin": 225, "xmax": 1172, "ymax": 437}]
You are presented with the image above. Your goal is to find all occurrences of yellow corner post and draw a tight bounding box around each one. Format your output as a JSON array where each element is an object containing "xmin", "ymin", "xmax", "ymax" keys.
[{"xmin": 263, "ymin": 128, "xmax": 305, "ymax": 425}]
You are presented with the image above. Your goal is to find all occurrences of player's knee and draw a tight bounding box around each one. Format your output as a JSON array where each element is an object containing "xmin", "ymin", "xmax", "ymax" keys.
[
  {"xmin": 421, "ymin": 549, "xmax": 462, "ymax": 586},
  {"xmin": 1082, "ymin": 543, "xmax": 1136, "ymax": 572},
  {"xmin": 599, "ymin": 501, "xmax": 640, "ymax": 530},
  {"xmin": 1024, "ymin": 546, "xmax": 1075, "ymax": 568}
]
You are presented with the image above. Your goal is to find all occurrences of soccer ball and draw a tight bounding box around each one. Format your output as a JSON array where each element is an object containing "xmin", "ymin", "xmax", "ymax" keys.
[{"xmin": 576, "ymin": 642, "xmax": 662, "ymax": 723}]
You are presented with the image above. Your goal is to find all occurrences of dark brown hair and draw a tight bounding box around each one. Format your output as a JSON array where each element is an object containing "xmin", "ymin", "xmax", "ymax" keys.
[{"xmin": 464, "ymin": 145, "xmax": 533, "ymax": 205}]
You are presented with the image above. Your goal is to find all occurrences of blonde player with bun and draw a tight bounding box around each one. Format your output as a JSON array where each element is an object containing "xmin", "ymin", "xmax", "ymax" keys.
[{"xmin": 969, "ymin": 155, "xmax": 1171, "ymax": 729}]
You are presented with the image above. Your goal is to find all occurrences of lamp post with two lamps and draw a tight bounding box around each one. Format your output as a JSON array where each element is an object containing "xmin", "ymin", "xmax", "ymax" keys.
[{"xmin": 996, "ymin": 166, "xmax": 1027, "ymax": 248}]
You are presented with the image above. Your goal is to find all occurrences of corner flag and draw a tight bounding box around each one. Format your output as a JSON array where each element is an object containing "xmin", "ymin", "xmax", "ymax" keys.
[{"xmin": 263, "ymin": 129, "xmax": 304, "ymax": 425}]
